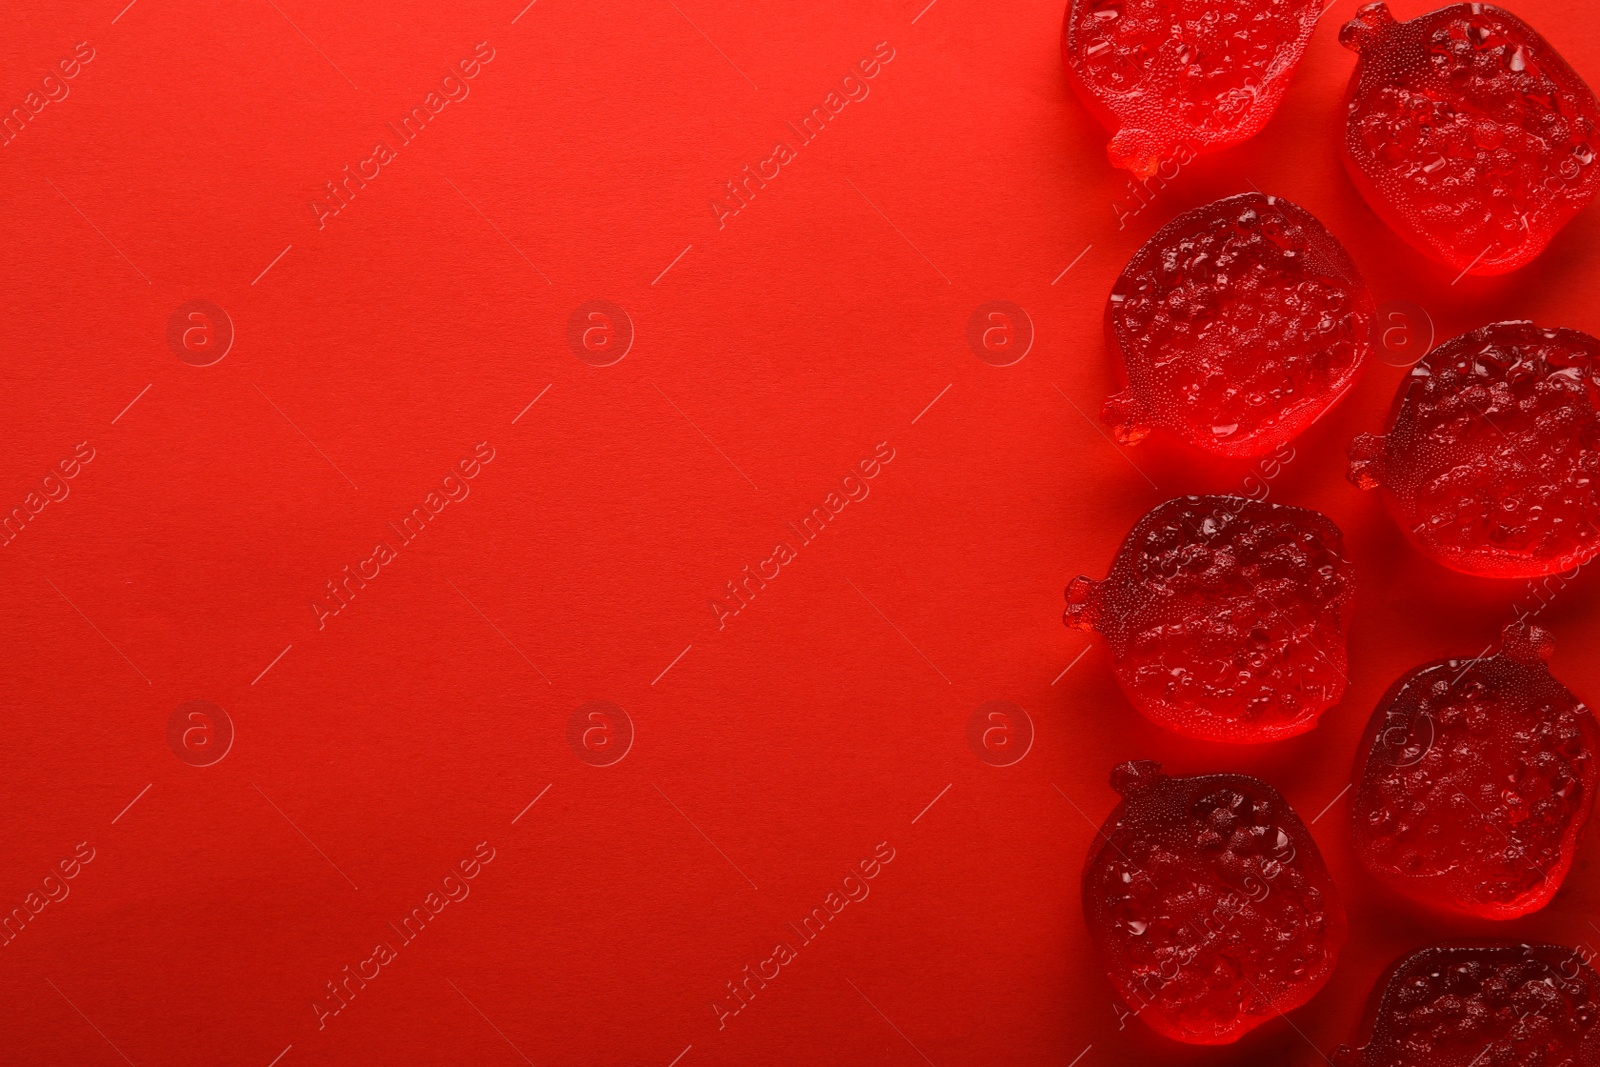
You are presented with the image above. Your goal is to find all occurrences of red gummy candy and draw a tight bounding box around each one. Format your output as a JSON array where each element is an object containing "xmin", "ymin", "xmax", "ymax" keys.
[
  {"xmin": 1339, "ymin": 2, "xmax": 1600, "ymax": 276},
  {"xmin": 1104, "ymin": 193, "xmax": 1375, "ymax": 458},
  {"xmin": 1061, "ymin": 0, "xmax": 1320, "ymax": 178},
  {"xmin": 1334, "ymin": 941, "xmax": 1600, "ymax": 1066},
  {"xmin": 1350, "ymin": 623, "xmax": 1597, "ymax": 920},
  {"xmin": 1066, "ymin": 495, "xmax": 1355, "ymax": 743},
  {"xmin": 1082, "ymin": 760, "xmax": 1346, "ymax": 1045},
  {"xmin": 1349, "ymin": 321, "xmax": 1600, "ymax": 579}
]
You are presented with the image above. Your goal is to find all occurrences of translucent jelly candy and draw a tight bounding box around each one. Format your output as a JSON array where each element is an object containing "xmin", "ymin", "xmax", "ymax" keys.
[
  {"xmin": 1334, "ymin": 941, "xmax": 1600, "ymax": 1066},
  {"xmin": 1061, "ymin": 0, "xmax": 1320, "ymax": 178},
  {"xmin": 1348, "ymin": 321, "xmax": 1600, "ymax": 579},
  {"xmin": 1066, "ymin": 496, "xmax": 1355, "ymax": 743},
  {"xmin": 1339, "ymin": 3, "xmax": 1600, "ymax": 276},
  {"xmin": 1350, "ymin": 623, "xmax": 1597, "ymax": 920},
  {"xmin": 1082, "ymin": 760, "xmax": 1346, "ymax": 1045},
  {"xmin": 1104, "ymin": 193, "xmax": 1375, "ymax": 458}
]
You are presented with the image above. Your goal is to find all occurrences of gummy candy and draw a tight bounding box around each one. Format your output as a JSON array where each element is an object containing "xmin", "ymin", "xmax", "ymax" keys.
[
  {"xmin": 1061, "ymin": 0, "xmax": 1321, "ymax": 178},
  {"xmin": 1349, "ymin": 623, "xmax": 1597, "ymax": 920},
  {"xmin": 1066, "ymin": 495, "xmax": 1355, "ymax": 743},
  {"xmin": 1082, "ymin": 760, "xmax": 1345, "ymax": 1045},
  {"xmin": 1339, "ymin": 2, "xmax": 1600, "ymax": 276},
  {"xmin": 1333, "ymin": 941, "xmax": 1600, "ymax": 1066},
  {"xmin": 1103, "ymin": 193, "xmax": 1375, "ymax": 458},
  {"xmin": 1348, "ymin": 321, "xmax": 1600, "ymax": 579}
]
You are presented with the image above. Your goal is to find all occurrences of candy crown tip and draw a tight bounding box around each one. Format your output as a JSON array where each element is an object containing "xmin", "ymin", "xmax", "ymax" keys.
[
  {"xmin": 1340, "ymin": 2, "xmax": 1397, "ymax": 52},
  {"xmin": 1502, "ymin": 621, "xmax": 1555, "ymax": 664},
  {"xmin": 1101, "ymin": 389, "xmax": 1152, "ymax": 447},
  {"xmin": 1347, "ymin": 433, "xmax": 1387, "ymax": 490},
  {"xmin": 1063, "ymin": 576, "xmax": 1101, "ymax": 631},
  {"xmin": 1111, "ymin": 759, "xmax": 1164, "ymax": 798},
  {"xmin": 1107, "ymin": 128, "xmax": 1166, "ymax": 181}
]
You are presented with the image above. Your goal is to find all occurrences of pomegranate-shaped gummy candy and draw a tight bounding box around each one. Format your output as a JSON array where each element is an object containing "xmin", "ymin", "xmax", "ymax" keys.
[
  {"xmin": 1340, "ymin": 3, "xmax": 1600, "ymax": 276},
  {"xmin": 1349, "ymin": 321, "xmax": 1600, "ymax": 579},
  {"xmin": 1104, "ymin": 193, "xmax": 1375, "ymax": 458},
  {"xmin": 1061, "ymin": 0, "xmax": 1320, "ymax": 178},
  {"xmin": 1066, "ymin": 496, "xmax": 1355, "ymax": 743},
  {"xmin": 1350, "ymin": 624, "xmax": 1597, "ymax": 920},
  {"xmin": 1083, "ymin": 760, "xmax": 1346, "ymax": 1045},
  {"xmin": 1334, "ymin": 941, "xmax": 1600, "ymax": 1066}
]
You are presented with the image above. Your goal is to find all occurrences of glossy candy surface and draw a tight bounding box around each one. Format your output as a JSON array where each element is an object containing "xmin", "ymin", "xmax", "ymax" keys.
[
  {"xmin": 1082, "ymin": 760, "xmax": 1346, "ymax": 1045},
  {"xmin": 1066, "ymin": 496, "xmax": 1355, "ymax": 743},
  {"xmin": 1340, "ymin": 2, "xmax": 1600, "ymax": 276},
  {"xmin": 1062, "ymin": 0, "xmax": 1320, "ymax": 178},
  {"xmin": 1350, "ymin": 624, "xmax": 1597, "ymax": 919},
  {"xmin": 1349, "ymin": 321, "xmax": 1600, "ymax": 578},
  {"xmin": 1104, "ymin": 193, "xmax": 1375, "ymax": 458},
  {"xmin": 1334, "ymin": 941, "xmax": 1600, "ymax": 1066}
]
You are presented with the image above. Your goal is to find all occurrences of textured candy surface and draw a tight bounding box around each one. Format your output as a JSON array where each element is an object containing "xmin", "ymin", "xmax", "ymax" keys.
[
  {"xmin": 1350, "ymin": 624, "xmax": 1596, "ymax": 920},
  {"xmin": 1082, "ymin": 761, "xmax": 1345, "ymax": 1045},
  {"xmin": 1104, "ymin": 193, "xmax": 1375, "ymax": 458},
  {"xmin": 1062, "ymin": 0, "xmax": 1320, "ymax": 177},
  {"xmin": 1340, "ymin": 2, "xmax": 1600, "ymax": 276},
  {"xmin": 1066, "ymin": 496, "xmax": 1355, "ymax": 743},
  {"xmin": 1334, "ymin": 941, "xmax": 1600, "ymax": 1066},
  {"xmin": 1349, "ymin": 321, "xmax": 1600, "ymax": 578}
]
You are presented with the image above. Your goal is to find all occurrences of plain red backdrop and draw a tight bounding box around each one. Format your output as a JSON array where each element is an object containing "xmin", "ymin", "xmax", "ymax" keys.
[{"xmin": 3, "ymin": 0, "xmax": 1600, "ymax": 1064}]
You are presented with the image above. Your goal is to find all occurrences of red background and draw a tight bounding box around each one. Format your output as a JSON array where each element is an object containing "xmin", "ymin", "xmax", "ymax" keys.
[{"xmin": 3, "ymin": 0, "xmax": 1600, "ymax": 1064}]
